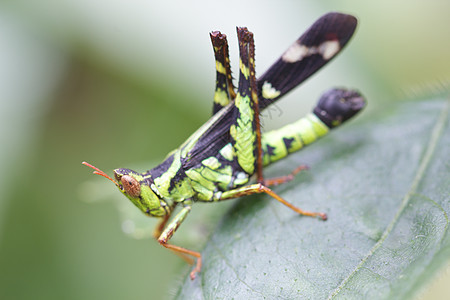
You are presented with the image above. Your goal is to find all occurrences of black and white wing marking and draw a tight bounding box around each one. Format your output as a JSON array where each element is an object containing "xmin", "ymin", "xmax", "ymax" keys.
[{"xmin": 257, "ymin": 12, "xmax": 358, "ymax": 110}]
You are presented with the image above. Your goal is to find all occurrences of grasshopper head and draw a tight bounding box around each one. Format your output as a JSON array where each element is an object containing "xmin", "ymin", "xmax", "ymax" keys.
[
  {"xmin": 313, "ymin": 88, "xmax": 366, "ymax": 128},
  {"xmin": 82, "ymin": 162, "xmax": 169, "ymax": 217}
]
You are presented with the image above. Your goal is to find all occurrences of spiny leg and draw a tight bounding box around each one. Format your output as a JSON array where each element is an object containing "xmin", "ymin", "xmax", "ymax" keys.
[
  {"xmin": 231, "ymin": 27, "xmax": 264, "ymax": 183},
  {"xmin": 218, "ymin": 183, "xmax": 327, "ymax": 220},
  {"xmin": 210, "ymin": 31, "xmax": 236, "ymax": 115},
  {"xmin": 247, "ymin": 31, "xmax": 264, "ymax": 184},
  {"xmin": 157, "ymin": 205, "xmax": 202, "ymax": 280}
]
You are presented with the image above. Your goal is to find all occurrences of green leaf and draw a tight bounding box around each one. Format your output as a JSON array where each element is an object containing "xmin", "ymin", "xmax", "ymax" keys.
[{"xmin": 175, "ymin": 96, "xmax": 450, "ymax": 299}]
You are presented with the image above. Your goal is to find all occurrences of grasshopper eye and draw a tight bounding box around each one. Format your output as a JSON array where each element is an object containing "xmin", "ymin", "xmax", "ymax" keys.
[{"xmin": 121, "ymin": 175, "xmax": 141, "ymax": 198}]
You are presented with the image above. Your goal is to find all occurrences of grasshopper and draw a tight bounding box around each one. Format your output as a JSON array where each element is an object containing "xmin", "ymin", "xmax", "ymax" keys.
[{"xmin": 83, "ymin": 12, "xmax": 366, "ymax": 280}]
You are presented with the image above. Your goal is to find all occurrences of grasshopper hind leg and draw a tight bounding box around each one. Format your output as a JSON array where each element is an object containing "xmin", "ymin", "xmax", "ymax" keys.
[
  {"xmin": 231, "ymin": 27, "xmax": 263, "ymax": 180},
  {"xmin": 210, "ymin": 31, "xmax": 236, "ymax": 115},
  {"xmin": 228, "ymin": 28, "xmax": 326, "ymax": 220}
]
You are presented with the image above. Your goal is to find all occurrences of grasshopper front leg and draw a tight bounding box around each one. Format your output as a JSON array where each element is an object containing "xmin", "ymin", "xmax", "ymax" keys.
[
  {"xmin": 153, "ymin": 207, "xmax": 195, "ymax": 265},
  {"xmin": 152, "ymin": 201, "xmax": 178, "ymax": 239},
  {"xmin": 157, "ymin": 205, "xmax": 202, "ymax": 280}
]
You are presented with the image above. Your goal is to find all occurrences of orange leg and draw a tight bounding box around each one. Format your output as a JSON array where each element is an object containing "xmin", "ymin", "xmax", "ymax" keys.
[
  {"xmin": 262, "ymin": 165, "xmax": 309, "ymax": 186},
  {"xmin": 153, "ymin": 206, "xmax": 195, "ymax": 265},
  {"xmin": 157, "ymin": 206, "xmax": 202, "ymax": 280},
  {"xmin": 159, "ymin": 242, "xmax": 201, "ymax": 280},
  {"xmin": 218, "ymin": 183, "xmax": 327, "ymax": 220}
]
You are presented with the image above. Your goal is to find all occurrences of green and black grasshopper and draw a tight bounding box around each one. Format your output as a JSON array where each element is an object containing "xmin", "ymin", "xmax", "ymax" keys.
[{"xmin": 83, "ymin": 12, "xmax": 366, "ymax": 279}]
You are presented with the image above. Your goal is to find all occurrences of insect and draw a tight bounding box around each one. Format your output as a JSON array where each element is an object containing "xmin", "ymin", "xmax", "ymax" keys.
[{"xmin": 83, "ymin": 12, "xmax": 366, "ymax": 280}]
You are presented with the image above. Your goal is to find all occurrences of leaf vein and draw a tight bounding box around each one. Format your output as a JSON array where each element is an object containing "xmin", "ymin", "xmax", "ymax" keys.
[
  {"xmin": 209, "ymin": 239, "xmax": 266, "ymax": 297},
  {"xmin": 328, "ymin": 98, "xmax": 450, "ymax": 299}
]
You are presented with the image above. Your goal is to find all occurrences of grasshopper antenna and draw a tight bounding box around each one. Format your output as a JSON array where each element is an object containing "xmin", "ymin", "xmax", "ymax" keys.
[{"xmin": 82, "ymin": 161, "xmax": 119, "ymax": 187}]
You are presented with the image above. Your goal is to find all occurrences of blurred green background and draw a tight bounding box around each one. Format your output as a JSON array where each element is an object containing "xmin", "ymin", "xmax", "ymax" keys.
[{"xmin": 0, "ymin": 1, "xmax": 449, "ymax": 299}]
